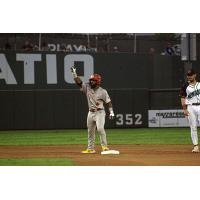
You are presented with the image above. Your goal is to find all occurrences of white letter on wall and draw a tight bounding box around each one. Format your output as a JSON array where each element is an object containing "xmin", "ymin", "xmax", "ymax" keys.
[
  {"xmin": 46, "ymin": 54, "xmax": 57, "ymax": 84},
  {"xmin": 16, "ymin": 54, "xmax": 41, "ymax": 84},
  {"xmin": 0, "ymin": 54, "xmax": 17, "ymax": 84}
]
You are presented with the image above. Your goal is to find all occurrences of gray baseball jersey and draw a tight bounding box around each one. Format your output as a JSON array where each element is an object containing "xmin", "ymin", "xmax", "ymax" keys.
[{"xmin": 80, "ymin": 82, "xmax": 111, "ymax": 110}]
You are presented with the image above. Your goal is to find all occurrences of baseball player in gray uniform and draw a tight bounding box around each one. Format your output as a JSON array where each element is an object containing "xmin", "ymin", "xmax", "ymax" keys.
[
  {"xmin": 180, "ymin": 69, "xmax": 200, "ymax": 152},
  {"xmin": 71, "ymin": 66, "xmax": 115, "ymax": 154}
]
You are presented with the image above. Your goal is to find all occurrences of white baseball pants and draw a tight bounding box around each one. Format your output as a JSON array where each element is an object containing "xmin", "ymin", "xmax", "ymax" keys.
[{"xmin": 187, "ymin": 105, "xmax": 200, "ymax": 145}]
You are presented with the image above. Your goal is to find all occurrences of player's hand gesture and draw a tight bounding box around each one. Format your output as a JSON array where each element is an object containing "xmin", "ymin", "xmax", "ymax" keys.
[
  {"xmin": 71, "ymin": 66, "xmax": 76, "ymax": 73},
  {"xmin": 71, "ymin": 66, "xmax": 78, "ymax": 78}
]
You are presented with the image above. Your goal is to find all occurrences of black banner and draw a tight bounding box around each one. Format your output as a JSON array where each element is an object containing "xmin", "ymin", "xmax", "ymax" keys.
[{"xmin": 0, "ymin": 51, "xmax": 183, "ymax": 90}]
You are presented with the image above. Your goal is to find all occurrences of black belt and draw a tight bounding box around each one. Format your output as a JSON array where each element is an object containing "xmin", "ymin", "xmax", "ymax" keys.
[
  {"xmin": 89, "ymin": 108, "xmax": 104, "ymax": 112},
  {"xmin": 192, "ymin": 103, "xmax": 200, "ymax": 105}
]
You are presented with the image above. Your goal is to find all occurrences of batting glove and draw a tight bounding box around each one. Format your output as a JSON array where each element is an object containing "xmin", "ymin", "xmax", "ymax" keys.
[
  {"xmin": 71, "ymin": 66, "xmax": 78, "ymax": 78},
  {"xmin": 109, "ymin": 110, "xmax": 115, "ymax": 120}
]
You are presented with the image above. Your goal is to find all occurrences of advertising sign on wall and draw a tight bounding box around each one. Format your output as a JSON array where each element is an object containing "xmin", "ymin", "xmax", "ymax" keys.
[{"xmin": 148, "ymin": 109, "xmax": 189, "ymax": 127}]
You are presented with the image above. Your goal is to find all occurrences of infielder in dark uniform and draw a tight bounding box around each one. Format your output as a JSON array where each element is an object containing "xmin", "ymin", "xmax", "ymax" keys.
[
  {"xmin": 71, "ymin": 66, "xmax": 115, "ymax": 154},
  {"xmin": 180, "ymin": 69, "xmax": 200, "ymax": 153}
]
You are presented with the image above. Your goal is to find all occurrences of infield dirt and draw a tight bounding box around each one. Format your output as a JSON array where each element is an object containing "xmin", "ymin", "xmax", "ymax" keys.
[{"xmin": 0, "ymin": 144, "xmax": 200, "ymax": 166}]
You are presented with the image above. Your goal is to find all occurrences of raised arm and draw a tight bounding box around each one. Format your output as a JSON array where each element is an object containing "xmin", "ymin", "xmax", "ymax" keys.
[{"xmin": 71, "ymin": 66, "xmax": 82, "ymax": 87}]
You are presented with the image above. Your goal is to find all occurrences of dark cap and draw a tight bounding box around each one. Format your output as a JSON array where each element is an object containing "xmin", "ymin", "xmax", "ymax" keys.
[{"xmin": 187, "ymin": 69, "xmax": 196, "ymax": 76}]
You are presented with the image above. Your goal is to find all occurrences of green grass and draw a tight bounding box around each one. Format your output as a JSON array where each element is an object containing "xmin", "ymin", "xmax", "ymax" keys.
[
  {"xmin": 0, "ymin": 128, "xmax": 192, "ymax": 145},
  {"xmin": 0, "ymin": 128, "xmax": 193, "ymax": 166},
  {"xmin": 0, "ymin": 158, "xmax": 76, "ymax": 166}
]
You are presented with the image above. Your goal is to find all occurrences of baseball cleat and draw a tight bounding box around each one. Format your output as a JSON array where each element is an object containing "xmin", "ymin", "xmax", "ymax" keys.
[
  {"xmin": 192, "ymin": 145, "xmax": 199, "ymax": 153},
  {"xmin": 81, "ymin": 149, "xmax": 96, "ymax": 154},
  {"xmin": 102, "ymin": 146, "xmax": 109, "ymax": 151}
]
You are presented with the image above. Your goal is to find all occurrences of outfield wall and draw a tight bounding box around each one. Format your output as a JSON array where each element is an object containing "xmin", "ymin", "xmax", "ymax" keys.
[
  {"xmin": 0, "ymin": 51, "xmax": 183, "ymax": 130},
  {"xmin": 0, "ymin": 89, "xmax": 148, "ymax": 130}
]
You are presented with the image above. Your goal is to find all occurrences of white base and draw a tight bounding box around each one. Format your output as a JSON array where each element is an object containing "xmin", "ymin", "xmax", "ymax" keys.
[{"xmin": 101, "ymin": 150, "xmax": 120, "ymax": 155}]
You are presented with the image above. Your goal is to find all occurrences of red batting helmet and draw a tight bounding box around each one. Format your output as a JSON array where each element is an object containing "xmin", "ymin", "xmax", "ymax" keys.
[{"xmin": 89, "ymin": 74, "xmax": 102, "ymax": 85}]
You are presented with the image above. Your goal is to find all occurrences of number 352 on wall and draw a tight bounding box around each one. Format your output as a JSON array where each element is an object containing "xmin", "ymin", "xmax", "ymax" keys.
[{"xmin": 115, "ymin": 113, "xmax": 142, "ymax": 126}]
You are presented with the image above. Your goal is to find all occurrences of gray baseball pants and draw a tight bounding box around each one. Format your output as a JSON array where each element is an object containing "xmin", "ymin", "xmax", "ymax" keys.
[{"xmin": 87, "ymin": 110, "xmax": 107, "ymax": 149}]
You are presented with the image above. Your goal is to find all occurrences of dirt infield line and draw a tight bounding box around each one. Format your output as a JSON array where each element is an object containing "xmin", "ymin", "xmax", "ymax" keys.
[{"xmin": 0, "ymin": 144, "xmax": 199, "ymax": 166}]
